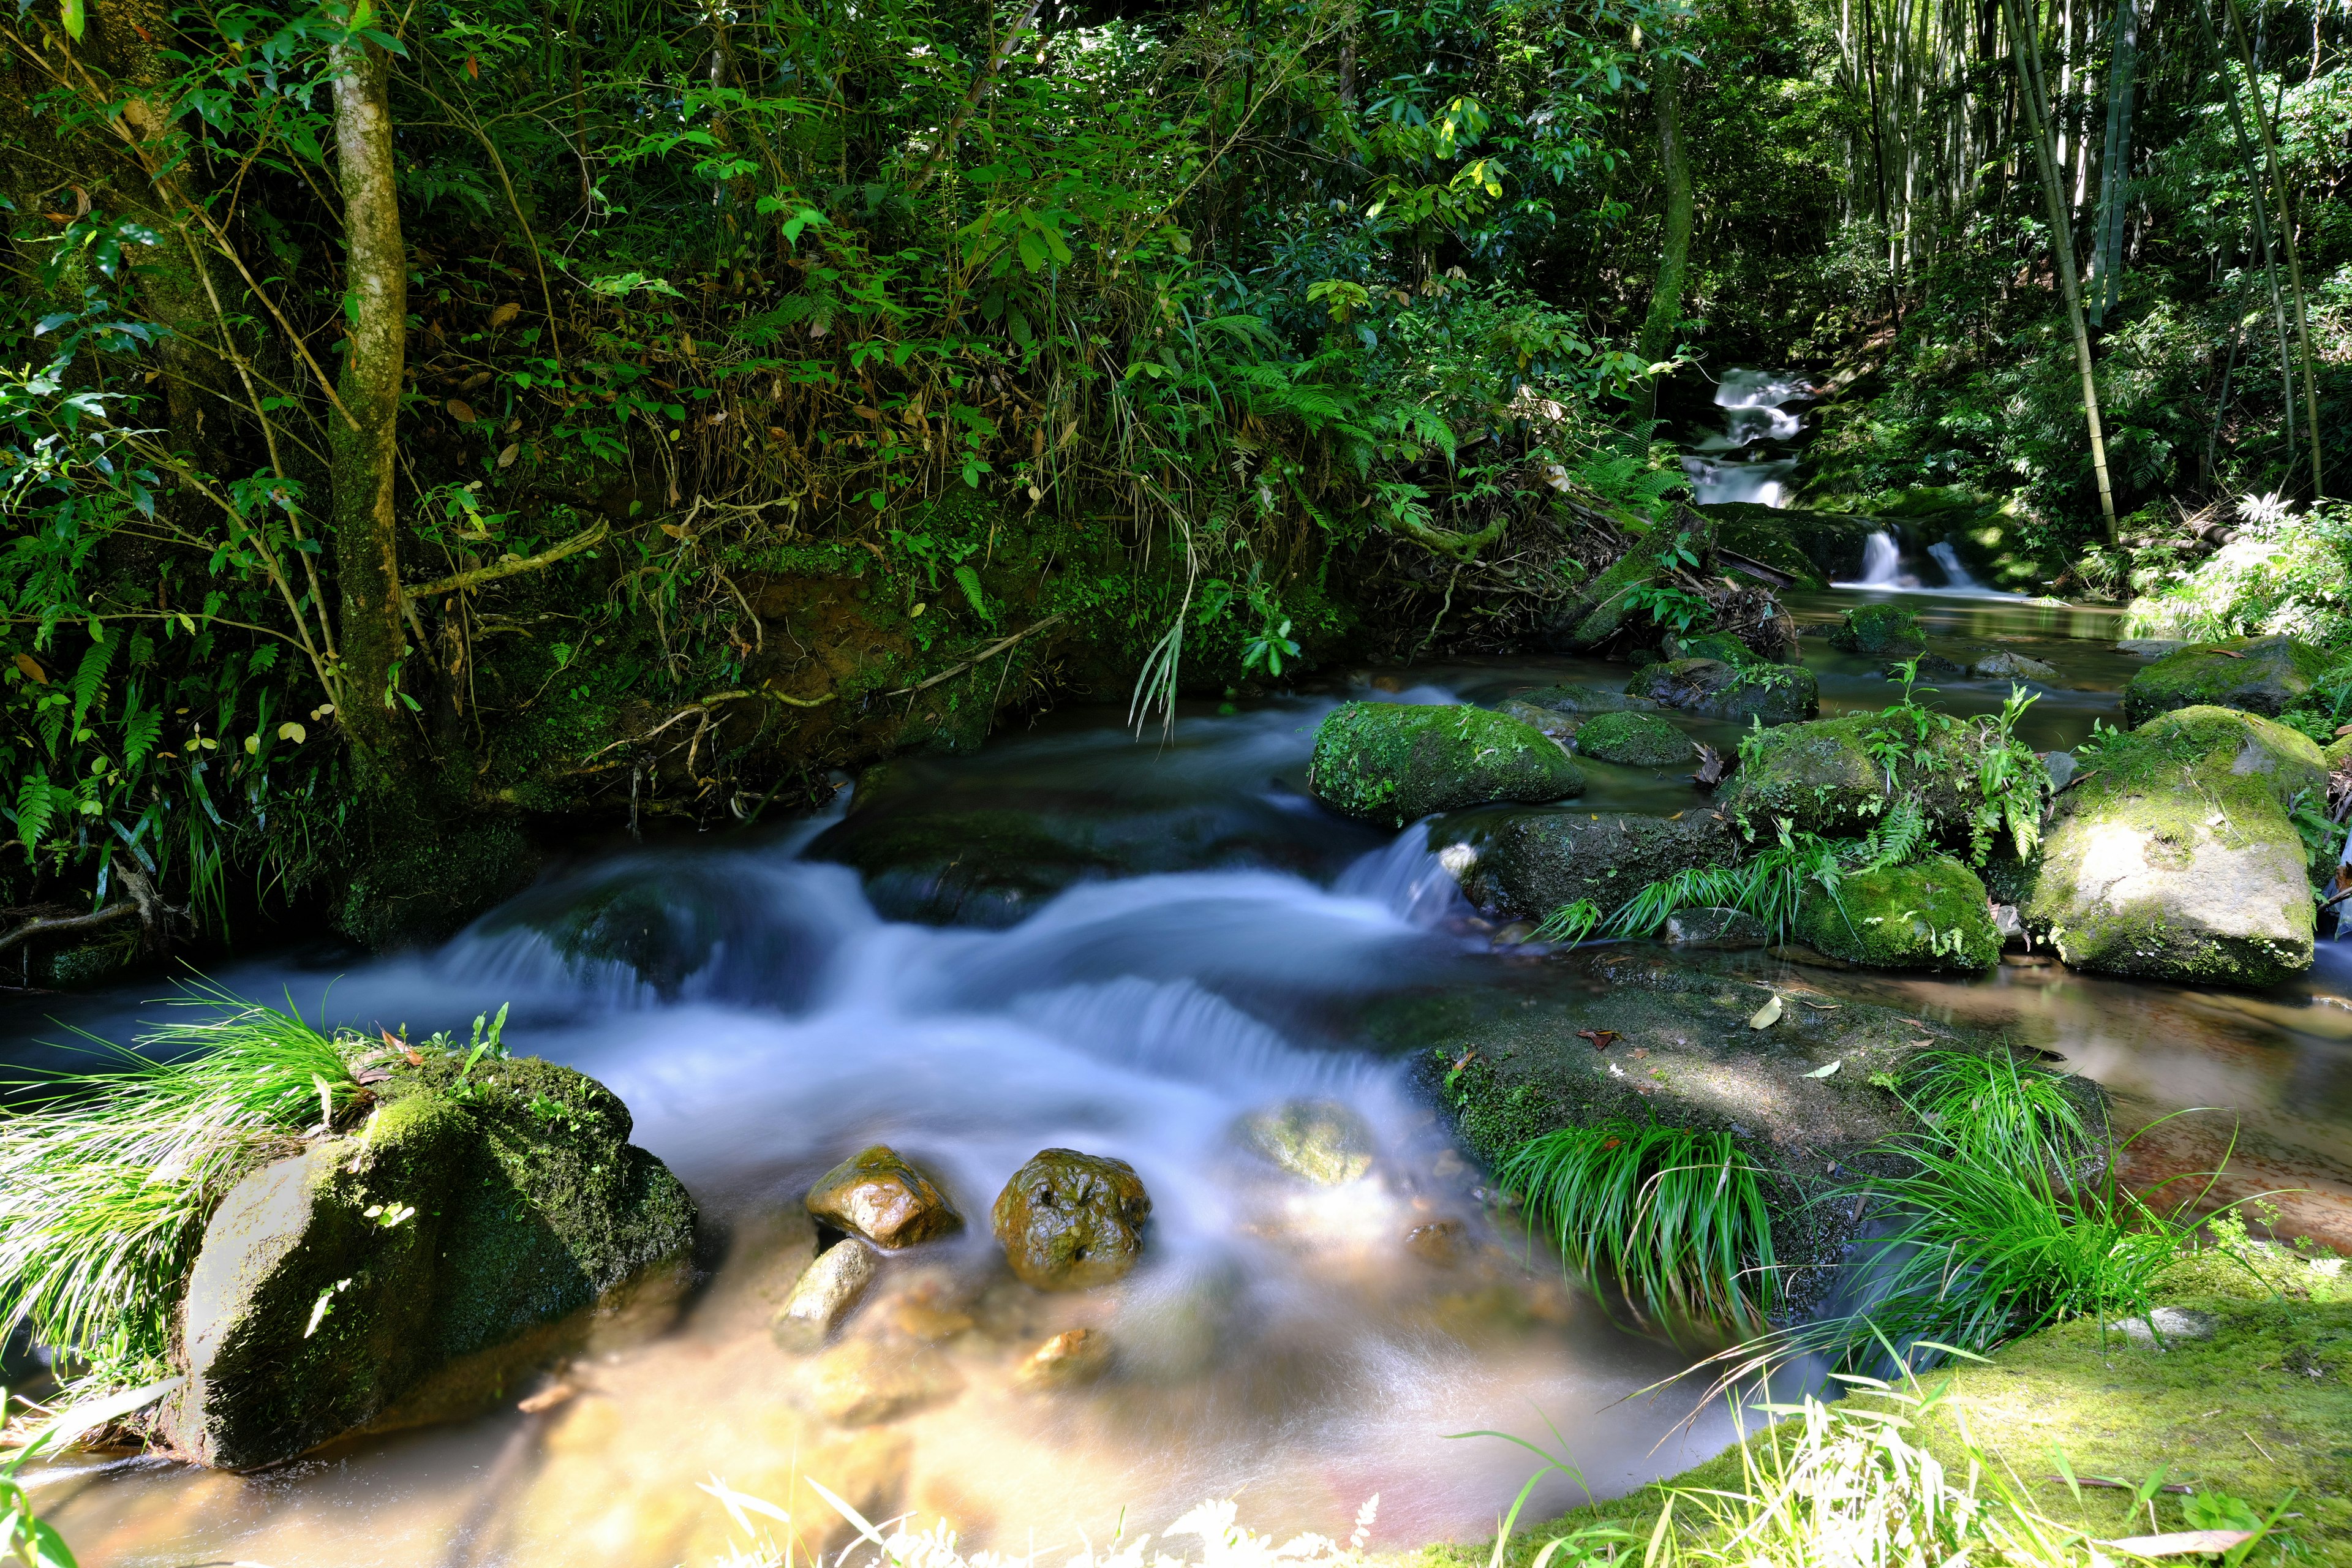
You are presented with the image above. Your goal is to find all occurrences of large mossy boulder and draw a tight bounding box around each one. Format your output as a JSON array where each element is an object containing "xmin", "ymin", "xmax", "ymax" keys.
[
  {"xmin": 1664, "ymin": 631, "xmax": 1765, "ymax": 667},
  {"xmin": 2022, "ymin": 705, "xmax": 2323, "ymax": 987},
  {"xmin": 166, "ymin": 1052, "xmax": 696, "ymax": 1470},
  {"xmin": 1716, "ymin": 712, "xmax": 2046, "ymax": 848},
  {"xmin": 1307, "ymin": 702, "xmax": 1583, "ymax": 827},
  {"xmin": 1828, "ymin": 603, "xmax": 1927, "ymax": 658},
  {"xmin": 1795, "ymin": 856, "xmax": 2000, "ymax": 972},
  {"xmin": 1626, "ymin": 659, "xmax": 1819, "ymax": 725},
  {"xmin": 1453, "ymin": 809, "xmax": 1739, "ymax": 919},
  {"xmin": 2121, "ymin": 635, "xmax": 2331, "ymax": 728},
  {"xmin": 1575, "ymin": 710, "xmax": 1694, "ymax": 767}
]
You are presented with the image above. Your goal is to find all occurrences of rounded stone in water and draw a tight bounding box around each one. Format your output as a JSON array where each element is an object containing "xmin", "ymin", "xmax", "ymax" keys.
[
  {"xmin": 807, "ymin": 1145, "xmax": 963, "ymax": 1248},
  {"xmin": 991, "ymin": 1148, "xmax": 1152, "ymax": 1290},
  {"xmin": 1235, "ymin": 1099, "xmax": 1376, "ymax": 1185},
  {"xmin": 775, "ymin": 1238, "xmax": 879, "ymax": 1351},
  {"xmin": 1574, "ymin": 710, "xmax": 1694, "ymax": 769}
]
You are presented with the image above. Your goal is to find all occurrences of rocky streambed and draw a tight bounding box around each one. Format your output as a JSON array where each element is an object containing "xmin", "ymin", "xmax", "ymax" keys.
[{"xmin": 10, "ymin": 586, "xmax": 2352, "ymax": 1565}]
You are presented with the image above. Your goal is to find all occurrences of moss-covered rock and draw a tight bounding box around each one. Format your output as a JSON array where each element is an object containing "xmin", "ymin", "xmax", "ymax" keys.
[
  {"xmin": 2022, "ymin": 706, "xmax": 2323, "ymax": 987},
  {"xmin": 1716, "ymin": 712, "xmax": 2047, "ymax": 851},
  {"xmin": 1626, "ymin": 659, "xmax": 1820, "ymax": 725},
  {"xmin": 1306, "ymin": 703, "xmax": 1583, "ymax": 827},
  {"xmin": 1452, "ymin": 808, "xmax": 1739, "ymax": 919},
  {"xmin": 1512, "ymin": 683, "xmax": 1660, "ymax": 715},
  {"xmin": 1546, "ymin": 548, "xmax": 1659, "ymax": 650},
  {"xmin": 1664, "ymin": 631, "xmax": 1766, "ymax": 666},
  {"xmin": 165, "ymin": 1050, "xmax": 696, "ymax": 1469},
  {"xmin": 1828, "ymin": 603, "xmax": 1927, "ymax": 657},
  {"xmin": 1574, "ymin": 710, "xmax": 1694, "ymax": 767},
  {"xmin": 1794, "ymin": 856, "xmax": 2000, "ymax": 971},
  {"xmin": 2122, "ymin": 634, "xmax": 2332, "ymax": 728}
]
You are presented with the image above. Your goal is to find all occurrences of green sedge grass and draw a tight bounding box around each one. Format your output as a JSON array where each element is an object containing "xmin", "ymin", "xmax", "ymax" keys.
[
  {"xmin": 0, "ymin": 985, "xmax": 364, "ymax": 1387},
  {"xmin": 1502, "ymin": 1119, "xmax": 1779, "ymax": 1332}
]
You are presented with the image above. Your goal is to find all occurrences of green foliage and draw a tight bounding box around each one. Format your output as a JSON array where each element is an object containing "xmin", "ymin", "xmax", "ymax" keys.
[
  {"xmin": 1899, "ymin": 1051, "xmax": 2094, "ymax": 1173},
  {"xmin": 0, "ymin": 988, "xmax": 363, "ymax": 1389},
  {"xmin": 1502, "ymin": 1119, "xmax": 1778, "ymax": 1330},
  {"xmin": 1529, "ymin": 897, "xmax": 1601, "ymax": 944},
  {"xmin": 2126, "ymin": 503, "xmax": 2352, "ymax": 648}
]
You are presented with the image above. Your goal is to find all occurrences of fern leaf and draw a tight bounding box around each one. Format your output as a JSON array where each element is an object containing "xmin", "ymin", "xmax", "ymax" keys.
[
  {"xmin": 123, "ymin": 708, "xmax": 162, "ymax": 771},
  {"xmin": 17, "ymin": 772, "xmax": 57, "ymax": 850},
  {"xmin": 952, "ymin": 564, "xmax": 991, "ymax": 623},
  {"xmin": 72, "ymin": 636, "xmax": 117, "ymax": 729}
]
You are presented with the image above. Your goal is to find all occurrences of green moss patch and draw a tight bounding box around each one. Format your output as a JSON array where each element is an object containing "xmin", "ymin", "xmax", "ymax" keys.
[
  {"xmin": 1626, "ymin": 659, "xmax": 1819, "ymax": 725},
  {"xmin": 2123, "ymin": 635, "xmax": 2332, "ymax": 728},
  {"xmin": 1795, "ymin": 856, "xmax": 2000, "ymax": 971},
  {"xmin": 1307, "ymin": 703, "xmax": 1585, "ymax": 827},
  {"xmin": 1575, "ymin": 711, "xmax": 1695, "ymax": 768}
]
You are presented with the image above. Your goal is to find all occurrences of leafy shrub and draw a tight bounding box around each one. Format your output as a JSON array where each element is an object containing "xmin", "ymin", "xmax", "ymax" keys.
[{"xmin": 2124, "ymin": 502, "xmax": 2352, "ymax": 647}]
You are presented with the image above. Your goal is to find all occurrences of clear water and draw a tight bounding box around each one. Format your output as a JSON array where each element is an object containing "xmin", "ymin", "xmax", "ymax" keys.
[{"xmin": 13, "ymin": 592, "xmax": 2352, "ymax": 1567}]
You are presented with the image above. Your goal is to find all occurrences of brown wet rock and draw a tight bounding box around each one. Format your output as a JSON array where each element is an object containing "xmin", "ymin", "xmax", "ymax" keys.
[
  {"xmin": 807, "ymin": 1145, "xmax": 963, "ymax": 1248},
  {"xmin": 991, "ymin": 1149, "xmax": 1152, "ymax": 1290},
  {"xmin": 1012, "ymin": 1327, "xmax": 1113, "ymax": 1390},
  {"xmin": 1235, "ymin": 1100, "xmax": 1375, "ymax": 1185},
  {"xmin": 804, "ymin": 1339, "xmax": 965, "ymax": 1425},
  {"xmin": 1404, "ymin": 1219, "xmax": 1468, "ymax": 1266},
  {"xmin": 772, "ymin": 1239, "xmax": 879, "ymax": 1352}
]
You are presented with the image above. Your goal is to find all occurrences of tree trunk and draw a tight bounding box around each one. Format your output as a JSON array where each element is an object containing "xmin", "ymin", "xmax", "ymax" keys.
[
  {"xmin": 1635, "ymin": 56, "xmax": 1695, "ymax": 429},
  {"xmin": 329, "ymin": 35, "xmax": 410, "ymax": 760},
  {"xmin": 2001, "ymin": 0, "xmax": 2118, "ymax": 535},
  {"xmin": 2089, "ymin": 0, "xmax": 2136, "ymax": 324}
]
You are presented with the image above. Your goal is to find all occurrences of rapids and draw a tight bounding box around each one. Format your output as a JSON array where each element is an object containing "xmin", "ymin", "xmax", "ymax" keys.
[{"xmin": 9, "ymin": 593, "xmax": 2352, "ymax": 1568}]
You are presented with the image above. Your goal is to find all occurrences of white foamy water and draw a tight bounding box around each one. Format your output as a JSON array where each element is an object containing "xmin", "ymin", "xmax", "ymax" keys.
[{"xmin": 33, "ymin": 821, "xmax": 1743, "ymax": 1567}]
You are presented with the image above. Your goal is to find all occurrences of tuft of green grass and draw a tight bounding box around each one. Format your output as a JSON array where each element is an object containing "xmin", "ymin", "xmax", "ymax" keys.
[
  {"xmin": 1901, "ymin": 1049, "xmax": 2095, "ymax": 1174},
  {"xmin": 0, "ymin": 986, "xmax": 366, "ymax": 1389},
  {"xmin": 1502, "ymin": 1119, "xmax": 1779, "ymax": 1332}
]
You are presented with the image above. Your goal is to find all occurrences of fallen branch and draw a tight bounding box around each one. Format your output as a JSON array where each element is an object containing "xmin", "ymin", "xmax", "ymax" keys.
[
  {"xmin": 402, "ymin": 521, "xmax": 609, "ymax": 604},
  {"xmin": 0, "ymin": 900, "xmax": 140, "ymax": 959},
  {"xmin": 888, "ymin": 615, "xmax": 1065, "ymax": 698}
]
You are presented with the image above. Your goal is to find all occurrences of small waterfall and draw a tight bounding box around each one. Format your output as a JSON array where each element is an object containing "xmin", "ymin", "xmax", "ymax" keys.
[
  {"xmin": 1928, "ymin": 541, "xmax": 1988, "ymax": 590},
  {"xmin": 1683, "ymin": 367, "xmax": 1813, "ymax": 508},
  {"xmin": 1857, "ymin": 531, "xmax": 1904, "ymax": 586}
]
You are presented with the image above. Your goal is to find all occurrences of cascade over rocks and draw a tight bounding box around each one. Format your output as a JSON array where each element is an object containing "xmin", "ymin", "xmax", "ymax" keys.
[
  {"xmin": 991, "ymin": 1149, "xmax": 1153, "ymax": 1291},
  {"xmin": 1451, "ymin": 809, "xmax": 1740, "ymax": 920},
  {"xmin": 2121, "ymin": 635, "xmax": 2331, "ymax": 728},
  {"xmin": 2022, "ymin": 705, "xmax": 2323, "ymax": 987},
  {"xmin": 1306, "ymin": 703, "xmax": 1584, "ymax": 827},
  {"xmin": 805, "ymin": 1146, "xmax": 963, "ymax": 1248},
  {"xmin": 1626, "ymin": 659, "xmax": 1819, "ymax": 725},
  {"xmin": 1795, "ymin": 856, "xmax": 2000, "ymax": 971},
  {"xmin": 165, "ymin": 1054, "xmax": 696, "ymax": 1470}
]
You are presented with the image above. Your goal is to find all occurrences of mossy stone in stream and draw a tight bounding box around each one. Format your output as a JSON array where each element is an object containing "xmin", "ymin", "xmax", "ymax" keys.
[
  {"xmin": 165, "ymin": 1052, "xmax": 696, "ymax": 1469},
  {"xmin": 1663, "ymin": 631, "xmax": 1765, "ymax": 667},
  {"xmin": 1453, "ymin": 808, "xmax": 1739, "ymax": 920},
  {"xmin": 1704, "ymin": 502, "xmax": 1879, "ymax": 583},
  {"xmin": 2122, "ymin": 634, "xmax": 2331, "ymax": 728},
  {"xmin": 1828, "ymin": 603, "xmax": 1926, "ymax": 657},
  {"xmin": 2021, "ymin": 704, "xmax": 2321, "ymax": 986},
  {"xmin": 992, "ymin": 1149, "xmax": 1152, "ymax": 1291},
  {"xmin": 1715, "ymin": 712, "xmax": 2046, "ymax": 850},
  {"xmin": 1512, "ymin": 684, "xmax": 1660, "ymax": 715},
  {"xmin": 1306, "ymin": 702, "xmax": 1583, "ymax": 827},
  {"xmin": 1574, "ymin": 710, "xmax": 1695, "ymax": 768},
  {"xmin": 1794, "ymin": 856, "xmax": 2000, "ymax": 972},
  {"xmin": 1626, "ymin": 658, "xmax": 1819, "ymax": 725}
]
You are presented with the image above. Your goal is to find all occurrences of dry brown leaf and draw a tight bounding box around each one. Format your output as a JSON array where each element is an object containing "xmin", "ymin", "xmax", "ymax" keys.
[
  {"xmin": 1577, "ymin": 1029, "xmax": 1619, "ymax": 1052},
  {"xmin": 488, "ymin": 302, "xmax": 521, "ymax": 329},
  {"xmin": 12, "ymin": 653, "xmax": 45, "ymax": 685},
  {"xmin": 445, "ymin": 399, "xmax": 478, "ymax": 423},
  {"xmin": 496, "ymin": 443, "xmax": 519, "ymax": 469}
]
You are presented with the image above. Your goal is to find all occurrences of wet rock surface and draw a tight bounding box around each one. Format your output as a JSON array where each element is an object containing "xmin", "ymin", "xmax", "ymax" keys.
[
  {"xmin": 165, "ymin": 1054, "xmax": 696, "ymax": 1470},
  {"xmin": 1716, "ymin": 712, "xmax": 2045, "ymax": 847},
  {"xmin": 991, "ymin": 1150, "xmax": 1153, "ymax": 1290},
  {"xmin": 774, "ymin": 1240, "xmax": 880, "ymax": 1351},
  {"xmin": 1627, "ymin": 658, "xmax": 1820, "ymax": 725},
  {"xmin": 2022, "ymin": 704, "xmax": 2321, "ymax": 986},
  {"xmin": 804, "ymin": 1339, "xmax": 967, "ymax": 1425},
  {"xmin": 2122, "ymin": 634, "xmax": 2330, "ymax": 727},
  {"xmin": 1970, "ymin": 649, "xmax": 2060, "ymax": 680},
  {"xmin": 1307, "ymin": 702, "xmax": 1585, "ymax": 827},
  {"xmin": 807, "ymin": 1146, "xmax": 963, "ymax": 1249},
  {"xmin": 1453, "ymin": 808, "xmax": 1739, "ymax": 921},
  {"xmin": 1012, "ymin": 1327, "xmax": 1113, "ymax": 1390},
  {"xmin": 1235, "ymin": 1100, "xmax": 1376, "ymax": 1185},
  {"xmin": 1828, "ymin": 603, "xmax": 1927, "ymax": 657},
  {"xmin": 1664, "ymin": 907, "xmax": 1771, "ymax": 949}
]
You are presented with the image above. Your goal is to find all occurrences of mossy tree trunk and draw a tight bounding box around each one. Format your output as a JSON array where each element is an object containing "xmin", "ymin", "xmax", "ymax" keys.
[
  {"xmin": 1634, "ymin": 54, "xmax": 1694, "ymax": 429},
  {"xmin": 328, "ymin": 33, "xmax": 410, "ymax": 763}
]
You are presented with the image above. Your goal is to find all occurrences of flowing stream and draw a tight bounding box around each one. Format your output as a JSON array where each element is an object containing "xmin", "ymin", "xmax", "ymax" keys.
[
  {"xmin": 1679, "ymin": 368, "xmax": 1812, "ymax": 507},
  {"xmin": 10, "ymin": 595, "xmax": 2352, "ymax": 1568}
]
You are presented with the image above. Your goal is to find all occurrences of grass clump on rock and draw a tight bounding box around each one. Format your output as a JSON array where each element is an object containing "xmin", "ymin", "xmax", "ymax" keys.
[
  {"xmin": 1307, "ymin": 701, "xmax": 1583, "ymax": 827},
  {"xmin": 1574, "ymin": 710, "xmax": 1694, "ymax": 768}
]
